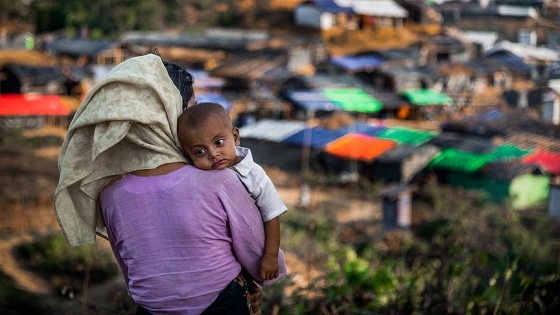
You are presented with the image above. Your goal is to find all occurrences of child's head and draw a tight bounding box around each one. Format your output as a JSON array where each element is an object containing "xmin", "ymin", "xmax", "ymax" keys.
[{"xmin": 178, "ymin": 102, "xmax": 240, "ymax": 170}]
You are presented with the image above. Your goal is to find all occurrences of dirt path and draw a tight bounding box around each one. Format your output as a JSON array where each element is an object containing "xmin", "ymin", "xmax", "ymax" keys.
[{"xmin": 0, "ymin": 233, "xmax": 52, "ymax": 294}]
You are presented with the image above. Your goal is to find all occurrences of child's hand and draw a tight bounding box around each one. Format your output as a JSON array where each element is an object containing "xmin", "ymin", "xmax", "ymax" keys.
[{"xmin": 260, "ymin": 253, "xmax": 279, "ymax": 281}]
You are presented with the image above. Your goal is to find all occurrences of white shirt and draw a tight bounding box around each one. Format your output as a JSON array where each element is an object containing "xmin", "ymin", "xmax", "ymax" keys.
[{"xmin": 232, "ymin": 146, "xmax": 287, "ymax": 221}]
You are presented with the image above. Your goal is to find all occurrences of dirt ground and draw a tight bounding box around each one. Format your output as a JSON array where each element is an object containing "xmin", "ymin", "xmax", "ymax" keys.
[{"xmin": 0, "ymin": 129, "xmax": 382, "ymax": 314}]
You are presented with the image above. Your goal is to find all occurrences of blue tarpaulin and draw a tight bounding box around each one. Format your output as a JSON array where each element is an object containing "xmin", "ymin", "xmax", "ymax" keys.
[
  {"xmin": 337, "ymin": 122, "xmax": 386, "ymax": 137},
  {"xmin": 330, "ymin": 54, "xmax": 385, "ymax": 72},
  {"xmin": 285, "ymin": 90, "xmax": 341, "ymax": 112},
  {"xmin": 196, "ymin": 92, "xmax": 232, "ymax": 111},
  {"xmin": 313, "ymin": 0, "xmax": 355, "ymax": 13},
  {"xmin": 281, "ymin": 127, "xmax": 347, "ymax": 149},
  {"xmin": 485, "ymin": 52, "xmax": 532, "ymax": 74}
]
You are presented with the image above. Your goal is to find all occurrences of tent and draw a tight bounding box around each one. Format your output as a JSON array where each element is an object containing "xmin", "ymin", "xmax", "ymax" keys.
[
  {"xmin": 325, "ymin": 133, "xmax": 396, "ymax": 161},
  {"xmin": 401, "ymin": 88, "xmax": 453, "ymax": 106},
  {"xmin": 322, "ymin": 88, "xmax": 382, "ymax": 113},
  {"xmin": 522, "ymin": 151, "xmax": 560, "ymax": 175},
  {"xmin": 0, "ymin": 94, "xmax": 71, "ymax": 116}
]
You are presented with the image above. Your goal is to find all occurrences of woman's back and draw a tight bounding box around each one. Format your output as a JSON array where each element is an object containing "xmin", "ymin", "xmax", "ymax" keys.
[{"xmin": 100, "ymin": 165, "xmax": 257, "ymax": 314}]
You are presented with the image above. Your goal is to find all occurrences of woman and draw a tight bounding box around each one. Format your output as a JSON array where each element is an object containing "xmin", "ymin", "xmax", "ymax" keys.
[{"xmin": 55, "ymin": 53, "xmax": 286, "ymax": 314}]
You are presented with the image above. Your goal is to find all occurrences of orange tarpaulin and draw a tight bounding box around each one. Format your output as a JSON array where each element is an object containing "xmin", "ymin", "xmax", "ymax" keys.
[
  {"xmin": 325, "ymin": 133, "xmax": 397, "ymax": 162},
  {"xmin": 0, "ymin": 94, "xmax": 71, "ymax": 116}
]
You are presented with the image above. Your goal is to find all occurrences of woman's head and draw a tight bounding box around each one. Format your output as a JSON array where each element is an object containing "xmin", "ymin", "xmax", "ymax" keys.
[{"xmin": 162, "ymin": 59, "xmax": 196, "ymax": 110}]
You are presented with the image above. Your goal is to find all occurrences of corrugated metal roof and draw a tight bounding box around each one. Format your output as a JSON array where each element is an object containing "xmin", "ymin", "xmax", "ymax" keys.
[
  {"xmin": 44, "ymin": 39, "xmax": 115, "ymax": 57},
  {"xmin": 497, "ymin": 5, "xmax": 538, "ymax": 19},
  {"xmin": 335, "ymin": 0, "xmax": 408, "ymax": 18},
  {"xmin": 239, "ymin": 119, "xmax": 306, "ymax": 142},
  {"xmin": 486, "ymin": 40, "xmax": 559, "ymax": 62},
  {"xmin": 376, "ymin": 47, "xmax": 421, "ymax": 62},
  {"xmin": 295, "ymin": 72, "xmax": 373, "ymax": 91}
]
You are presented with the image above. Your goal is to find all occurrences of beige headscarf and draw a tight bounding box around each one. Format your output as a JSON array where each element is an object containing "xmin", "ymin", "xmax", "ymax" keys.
[{"xmin": 55, "ymin": 54, "xmax": 187, "ymax": 246}]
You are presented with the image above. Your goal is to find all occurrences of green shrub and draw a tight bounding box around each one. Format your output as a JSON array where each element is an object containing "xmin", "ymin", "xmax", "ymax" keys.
[
  {"xmin": 0, "ymin": 270, "xmax": 49, "ymax": 314},
  {"xmin": 15, "ymin": 233, "xmax": 118, "ymax": 291},
  {"xmin": 265, "ymin": 183, "xmax": 560, "ymax": 314}
]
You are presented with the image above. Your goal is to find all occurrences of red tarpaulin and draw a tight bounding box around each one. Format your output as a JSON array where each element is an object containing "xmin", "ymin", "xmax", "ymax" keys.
[
  {"xmin": 325, "ymin": 133, "xmax": 397, "ymax": 162},
  {"xmin": 522, "ymin": 150, "xmax": 560, "ymax": 175},
  {"xmin": 0, "ymin": 94, "xmax": 71, "ymax": 116}
]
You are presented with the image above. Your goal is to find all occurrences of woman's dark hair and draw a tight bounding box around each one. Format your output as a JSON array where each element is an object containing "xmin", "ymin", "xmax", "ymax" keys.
[{"xmin": 153, "ymin": 49, "xmax": 195, "ymax": 111}]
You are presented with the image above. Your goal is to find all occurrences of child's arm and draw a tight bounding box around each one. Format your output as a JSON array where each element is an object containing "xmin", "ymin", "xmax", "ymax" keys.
[{"xmin": 261, "ymin": 216, "xmax": 280, "ymax": 280}]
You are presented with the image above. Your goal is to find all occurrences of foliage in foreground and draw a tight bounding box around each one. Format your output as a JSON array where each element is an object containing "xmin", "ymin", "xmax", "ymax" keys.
[
  {"xmin": 14, "ymin": 233, "xmax": 118, "ymax": 294},
  {"xmin": 267, "ymin": 183, "xmax": 560, "ymax": 314},
  {"xmin": 0, "ymin": 269, "xmax": 49, "ymax": 314}
]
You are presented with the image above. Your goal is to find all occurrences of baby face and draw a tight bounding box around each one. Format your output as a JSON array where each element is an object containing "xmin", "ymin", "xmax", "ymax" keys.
[{"xmin": 181, "ymin": 117, "xmax": 240, "ymax": 170}]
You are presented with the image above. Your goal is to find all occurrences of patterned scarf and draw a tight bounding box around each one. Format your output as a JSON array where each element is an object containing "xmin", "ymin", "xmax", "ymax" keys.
[{"xmin": 55, "ymin": 54, "xmax": 186, "ymax": 246}]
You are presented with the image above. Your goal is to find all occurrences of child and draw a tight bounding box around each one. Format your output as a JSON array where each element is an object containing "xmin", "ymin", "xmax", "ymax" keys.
[{"xmin": 177, "ymin": 102, "xmax": 287, "ymax": 281}]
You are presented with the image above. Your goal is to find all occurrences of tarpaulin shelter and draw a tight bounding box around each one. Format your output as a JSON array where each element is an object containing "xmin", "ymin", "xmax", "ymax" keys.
[
  {"xmin": 522, "ymin": 151, "xmax": 560, "ymax": 175},
  {"xmin": 401, "ymin": 88, "xmax": 454, "ymax": 106},
  {"xmin": 238, "ymin": 119, "xmax": 308, "ymax": 173},
  {"xmin": 196, "ymin": 92, "xmax": 232, "ymax": 112},
  {"xmin": 336, "ymin": 122, "xmax": 385, "ymax": 137},
  {"xmin": 375, "ymin": 127, "xmax": 437, "ymax": 146},
  {"xmin": 428, "ymin": 131, "xmax": 495, "ymax": 154},
  {"xmin": 486, "ymin": 144, "xmax": 533, "ymax": 161},
  {"xmin": 281, "ymin": 126, "xmax": 347, "ymax": 149},
  {"xmin": 429, "ymin": 148, "xmax": 493, "ymax": 174},
  {"xmin": 324, "ymin": 133, "xmax": 396, "ymax": 161},
  {"xmin": 322, "ymin": 87, "xmax": 383, "ymax": 113},
  {"xmin": 239, "ymin": 119, "xmax": 306, "ymax": 142},
  {"xmin": 0, "ymin": 94, "xmax": 71, "ymax": 116},
  {"xmin": 371, "ymin": 143, "xmax": 441, "ymax": 183},
  {"xmin": 443, "ymin": 160, "xmax": 547, "ymax": 208},
  {"xmin": 330, "ymin": 54, "xmax": 385, "ymax": 72},
  {"xmin": 284, "ymin": 90, "xmax": 341, "ymax": 112},
  {"xmin": 0, "ymin": 94, "xmax": 72, "ymax": 131}
]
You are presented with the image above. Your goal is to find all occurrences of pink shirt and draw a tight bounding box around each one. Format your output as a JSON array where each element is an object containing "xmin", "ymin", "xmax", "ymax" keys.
[{"xmin": 100, "ymin": 165, "xmax": 286, "ymax": 314}]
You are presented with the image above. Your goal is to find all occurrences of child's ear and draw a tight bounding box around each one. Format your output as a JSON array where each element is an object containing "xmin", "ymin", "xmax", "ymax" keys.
[{"xmin": 233, "ymin": 127, "xmax": 240, "ymax": 146}]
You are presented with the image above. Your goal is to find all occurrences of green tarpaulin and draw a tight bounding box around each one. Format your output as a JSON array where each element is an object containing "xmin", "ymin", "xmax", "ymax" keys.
[
  {"xmin": 429, "ymin": 149, "xmax": 492, "ymax": 173},
  {"xmin": 402, "ymin": 88, "xmax": 454, "ymax": 106},
  {"xmin": 375, "ymin": 127, "xmax": 437, "ymax": 146},
  {"xmin": 322, "ymin": 88, "xmax": 382, "ymax": 113},
  {"xmin": 486, "ymin": 144, "xmax": 533, "ymax": 161}
]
